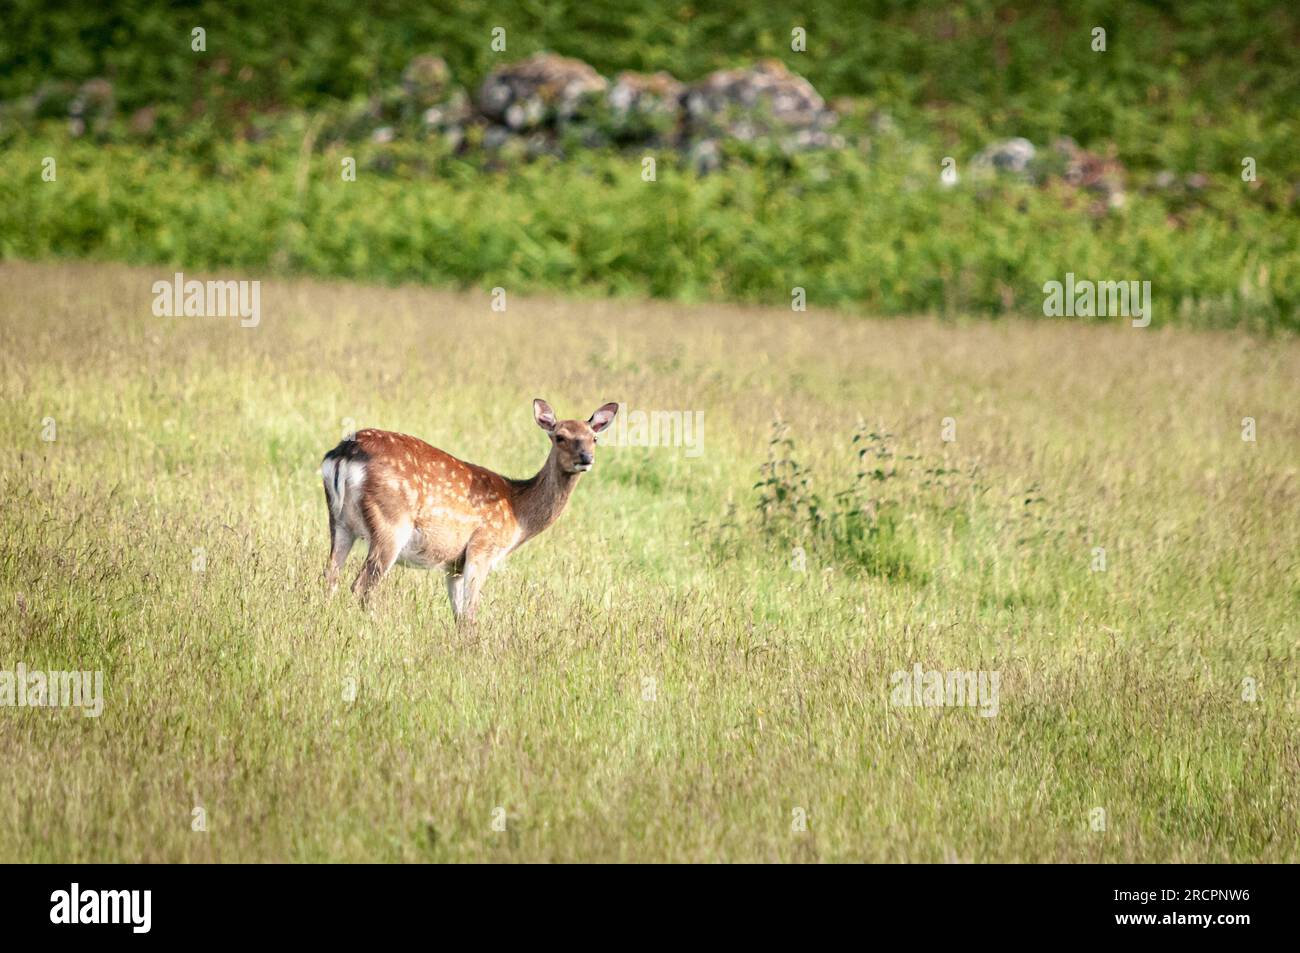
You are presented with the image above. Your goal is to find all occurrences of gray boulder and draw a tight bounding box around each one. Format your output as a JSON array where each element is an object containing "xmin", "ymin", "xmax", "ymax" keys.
[
  {"xmin": 970, "ymin": 137, "xmax": 1037, "ymax": 177},
  {"xmin": 682, "ymin": 59, "xmax": 837, "ymax": 152},
  {"xmin": 606, "ymin": 70, "xmax": 685, "ymax": 143},
  {"xmin": 1050, "ymin": 136, "xmax": 1127, "ymax": 209},
  {"xmin": 68, "ymin": 78, "xmax": 114, "ymax": 137},
  {"xmin": 401, "ymin": 54, "xmax": 452, "ymax": 110},
  {"xmin": 478, "ymin": 52, "xmax": 608, "ymax": 132}
]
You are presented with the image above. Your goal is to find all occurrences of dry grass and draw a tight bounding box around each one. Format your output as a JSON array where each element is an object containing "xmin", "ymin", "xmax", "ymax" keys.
[{"xmin": 1, "ymin": 260, "xmax": 1296, "ymax": 862}]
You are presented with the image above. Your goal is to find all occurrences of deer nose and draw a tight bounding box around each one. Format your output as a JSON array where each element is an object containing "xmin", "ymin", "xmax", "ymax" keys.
[{"xmin": 577, "ymin": 453, "xmax": 594, "ymax": 467}]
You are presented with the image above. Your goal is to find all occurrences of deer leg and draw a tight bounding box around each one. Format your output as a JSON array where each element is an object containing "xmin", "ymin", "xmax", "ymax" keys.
[
  {"xmin": 445, "ymin": 572, "xmax": 465, "ymax": 617},
  {"xmin": 352, "ymin": 546, "xmax": 392, "ymax": 606},
  {"xmin": 455, "ymin": 538, "xmax": 498, "ymax": 626},
  {"xmin": 325, "ymin": 521, "xmax": 356, "ymax": 595},
  {"xmin": 459, "ymin": 571, "xmax": 486, "ymax": 625},
  {"xmin": 352, "ymin": 523, "xmax": 410, "ymax": 608}
]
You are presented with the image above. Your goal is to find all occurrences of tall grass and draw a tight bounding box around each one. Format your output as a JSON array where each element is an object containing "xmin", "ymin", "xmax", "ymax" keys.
[{"xmin": 1, "ymin": 261, "xmax": 1295, "ymax": 861}]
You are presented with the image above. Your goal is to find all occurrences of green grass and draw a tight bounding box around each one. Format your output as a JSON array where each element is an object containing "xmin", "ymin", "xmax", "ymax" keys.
[{"xmin": 1, "ymin": 261, "xmax": 1296, "ymax": 861}]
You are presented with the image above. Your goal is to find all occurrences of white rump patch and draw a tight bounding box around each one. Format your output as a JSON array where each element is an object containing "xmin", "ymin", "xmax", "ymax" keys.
[{"xmin": 322, "ymin": 458, "xmax": 369, "ymax": 534}]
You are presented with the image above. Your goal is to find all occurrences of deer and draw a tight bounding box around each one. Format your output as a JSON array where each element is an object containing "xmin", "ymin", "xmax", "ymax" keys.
[{"xmin": 319, "ymin": 399, "xmax": 618, "ymax": 623}]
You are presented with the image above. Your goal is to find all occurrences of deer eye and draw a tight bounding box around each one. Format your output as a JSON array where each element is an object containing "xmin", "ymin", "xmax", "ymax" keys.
[{"xmin": 555, "ymin": 435, "xmax": 566, "ymax": 444}]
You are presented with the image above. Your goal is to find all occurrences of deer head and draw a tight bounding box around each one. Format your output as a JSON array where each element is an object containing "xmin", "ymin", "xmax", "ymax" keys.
[{"xmin": 533, "ymin": 398, "xmax": 619, "ymax": 474}]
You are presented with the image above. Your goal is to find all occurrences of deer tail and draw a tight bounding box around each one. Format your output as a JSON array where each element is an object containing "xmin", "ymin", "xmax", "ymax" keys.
[{"xmin": 321, "ymin": 439, "xmax": 362, "ymax": 519}]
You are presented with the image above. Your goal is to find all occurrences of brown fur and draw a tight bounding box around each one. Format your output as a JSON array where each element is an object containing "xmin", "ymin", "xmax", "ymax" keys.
[{"xmin": 322, "ymin": 399, "xmax": 617, "ymax": 622}]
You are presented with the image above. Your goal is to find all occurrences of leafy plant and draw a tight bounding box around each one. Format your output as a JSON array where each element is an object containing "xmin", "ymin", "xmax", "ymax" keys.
[{"xmin": 752, "ymin": 419, "xmax": 925, "ymax": 580}]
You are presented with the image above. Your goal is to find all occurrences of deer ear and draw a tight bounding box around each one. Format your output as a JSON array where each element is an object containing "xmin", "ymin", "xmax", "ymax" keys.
[
  {"xmin": 588, "ymin": 402, "xmax": 619, "ymax": 433},
  {"xmin": 533, "ymin": 398, "xmax": 558, "ymax": 432}
]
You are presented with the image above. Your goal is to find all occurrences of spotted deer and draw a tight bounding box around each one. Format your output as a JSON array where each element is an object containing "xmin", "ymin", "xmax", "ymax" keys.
[{"xmin": 320, "ymin": 399, "xmax": 618, "ymax": 622}]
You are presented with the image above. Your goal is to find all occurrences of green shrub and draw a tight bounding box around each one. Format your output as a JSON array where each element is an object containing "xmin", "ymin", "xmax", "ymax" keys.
[{"xmin": 2, "ymin": 131, "xmax": 1294, "ymax": 330}]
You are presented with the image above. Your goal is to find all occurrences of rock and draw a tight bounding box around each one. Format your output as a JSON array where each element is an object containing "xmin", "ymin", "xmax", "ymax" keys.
[
  {"xmin": 333, "ymin": 54, "xmax": 468, "ymax": 144},
  {"xmin": 399, "ymin": 54, "xmax": 469, "ymax": 135},
  {"xmin": 682, "ymin": 59, "xmax": 836, "ymax": 151},
  {"xmin": 870, "ymin": 111, "xmax": 898, "ymax": 135},
  {"xmin": 401, "ymin": 55, "xmax": 451, "ymax": 109},
  {"xmin": 477, "ymin": 52, "xmax": 608, "ymax": 132},
  {"xmin": 420, "ymin": 90, "xmax": 472, "ymax": 131},
  {"xmin": 606, "ymin": 70, "xmax": 684, "ymax": 142},
  {"xmin": 129, "ymin": 106, "xmax": 158, "ymax": 137},
  {"xmin": 687, "ymin": 138, "xmax": 722, "ymax": 176},
  {"xmin": 970, "ymin": 136, "xmax": 1126, "ymax": 212},
  {"xmin": 1050, "ymin": 137, "xmax": 1126, "ymax": 208},
  {"xmin": 69, "ymin": 78, "xmax": 114, "ymax": 116},
  {"xmin": 971, "ymin": 137, "xmax": 1036, "ymax": 177},
  {"xmin": 1148, "ymin": 169, "xmax": 1211, "ymax": 201},
  {"xmin": 441, "ymin": 125, "xmax": 465, "ymax": 152},
  {"xmin": 68, "ymin": 78, "xmax": 114, "ymax": 136},
  {"xmin": 482, "ymin": 125, "xmax": 513, "ymax": 150}
]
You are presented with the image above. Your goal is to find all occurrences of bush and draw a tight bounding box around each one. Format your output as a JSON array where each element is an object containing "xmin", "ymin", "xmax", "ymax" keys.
[{"xmin": 2, "ymin": 130, "xmax": 1294, "ymax": 330}]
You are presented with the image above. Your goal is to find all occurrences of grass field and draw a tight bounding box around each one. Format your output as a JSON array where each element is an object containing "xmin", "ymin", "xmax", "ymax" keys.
[{"xmin": 1, "ymin": 260, "xmax": 1296, "ymax": 862}]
